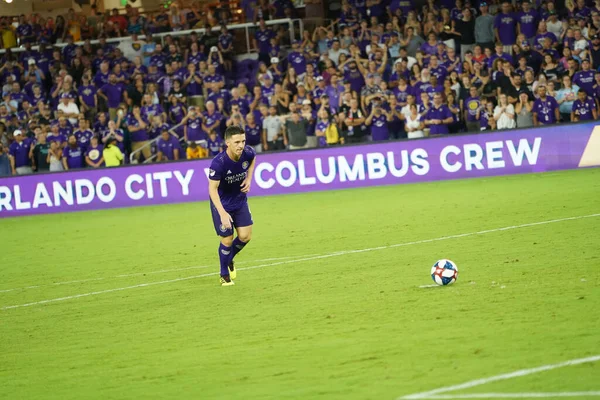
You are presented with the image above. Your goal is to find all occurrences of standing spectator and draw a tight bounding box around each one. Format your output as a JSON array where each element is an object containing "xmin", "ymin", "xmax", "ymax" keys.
[
  {"xmin": 262, "ymin": 105, "xmax": 284, "ymax": 150},
  {"xmin": 98, "ymin": 74, "xmax": 124, "ymax": 121},
  {"xmin": 515, "ymin": 92, "xmax": 534, "ymax": 128},
  {"xmin": 253, "ymin": 20, "xmax": 275, "ymax": 65},
  {"xmin": 532, "ymin": 85, "xmax": 560, "ymax": 126},
  {"xmin": 365, "ymin": 106, "xmax": 393, "ymax": 141},
  {"xmin": 127, "ymin": 105, "xmax": 151, "ymax": 162},
  {"xmin": 493, "ymin": 94, "xmax": 516, "ymax": 129},
  {"xmin": 47, "ymin": 141, "xmax": 64, "ymax": 172},
  {"xmin": 31, "ymin": 130, "xmax": 50, "ymax": 172},
  {"xmin": 283, "ymin": 111, "xmax": 308, "ymax": 149},
  {"xmin": 62, "ymin": 135, "xmax": 84, "ymax": 170},
  {"xmin": 9, "ymin": 130, "xmax": 33, "ymax": 175},
  {"xmin": 573, "ymin": 59, "xmax": 595, "ymax": 97},
  {"xmin": 454, "ymin": 8, "xmax": 476, "ymax": 60},
  {"xmin": 424, "ymin": 94, "xmax": 454, "ymax": 135},
  {"xmin": 517, "ymin": 1, "xmax": 539, "ymax": 44},
  {"xmin": 571, "ymin": 91, "xmax": 598, "ymax": 121},
  {"xmin": 85, "ymin": 136, "xmax": 104, "ymax": 168},
  {"xmin": 0, "ymin": 142, "xmax": 10, "ymax": 176},
  {"xmin": 103, "ymin": 136, "xmax": 123, "ymax": 167},
  {"xmin": 494, "ymin": 2, "xmax": 517, "ymax": 54},
  {"xmin": 556, "ymin": 75, "xmax": 580, "ymax": 122},
  {"xmin": 464, "ymin": 86, "xmax": 482, "ymax": 132},
  {"xmin": 57, "ymin": 93, "xmax": 80, "ymax": 126},
  {"xmin": 405, "ymin": 104, "xmax": 425, "ymax": 139},
  {"xmin": 475, "ymin": 2, "xmax": 495, "ymax": 51}
]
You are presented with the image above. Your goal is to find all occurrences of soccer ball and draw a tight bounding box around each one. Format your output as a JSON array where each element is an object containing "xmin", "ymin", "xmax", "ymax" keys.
[{"xmin": 431, "ymin": 259, "xmax": 458, "ymax": 286}]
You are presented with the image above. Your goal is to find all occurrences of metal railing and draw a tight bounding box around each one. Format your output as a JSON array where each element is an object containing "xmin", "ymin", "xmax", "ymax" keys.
[{"xmin": 0, "ymin": 18, "xmax": 303, "ymax": 55}]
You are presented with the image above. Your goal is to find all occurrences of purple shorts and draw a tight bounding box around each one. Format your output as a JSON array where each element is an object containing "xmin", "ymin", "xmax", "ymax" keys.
[{"xmin": 210, "ymin": 201, "xmax": 253, "ymax": 237}]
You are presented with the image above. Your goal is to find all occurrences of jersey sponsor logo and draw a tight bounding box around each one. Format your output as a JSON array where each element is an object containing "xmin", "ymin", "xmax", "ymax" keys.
[{"xmin": 242, "ymin": 161, "xmax": 249, "ymax": 170}]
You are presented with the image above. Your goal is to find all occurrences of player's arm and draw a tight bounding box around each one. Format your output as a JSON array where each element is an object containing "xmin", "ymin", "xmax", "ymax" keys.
[
  {"xmin": 209, "ymin": 179, "xmax": 233, "ymax": 229},
  {"xmin": 241, "ymin": 157, "xmax": 256, "ymax": 194}
]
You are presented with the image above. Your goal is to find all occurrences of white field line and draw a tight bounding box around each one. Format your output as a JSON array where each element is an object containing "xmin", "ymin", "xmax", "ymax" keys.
[
  {"xmin": 2, "ymin": 213, "xmax": 599, "ymax": 311},
  {"xmin": 0, "ymin": 255, "xmax": 321, "ymax": 294},
  {"xmin": 417, "ymin": 392, "xmax": 600, "ymax": 399},
  {"xmin": 400, "ymin": 355, "xmax": 600, "ymax": 400}
]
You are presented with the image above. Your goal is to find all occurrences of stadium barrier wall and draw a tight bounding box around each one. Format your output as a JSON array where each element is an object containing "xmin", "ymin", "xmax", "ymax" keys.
[{"xmin": 1, "ymin": 122, "xmax": 599, "ymax": 218}]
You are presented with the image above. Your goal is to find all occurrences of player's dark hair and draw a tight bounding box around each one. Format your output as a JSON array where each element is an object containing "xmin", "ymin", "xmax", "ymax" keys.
[{"xmin": 224, "ymin": 125, "xmax": 245, "ymax": 140}]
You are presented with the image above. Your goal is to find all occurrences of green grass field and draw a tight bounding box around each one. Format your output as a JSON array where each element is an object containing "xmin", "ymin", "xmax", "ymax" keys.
[{"xmin": 1, "ymin": 168, "xmax": 600, "ymax": 400}]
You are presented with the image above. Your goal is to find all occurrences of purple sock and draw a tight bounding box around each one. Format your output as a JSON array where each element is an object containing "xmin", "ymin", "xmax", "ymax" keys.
[
  {"xmin": 230, "ymin": 237, "xmax": 248, "ymax": 262},
  {"xmin": 219, "ymin": 243, "xmax": 232, "ymax": 277}
]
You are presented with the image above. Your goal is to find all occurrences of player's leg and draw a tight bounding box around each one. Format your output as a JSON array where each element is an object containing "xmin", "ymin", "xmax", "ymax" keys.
[
  {"xmin": 211, "ymin": 202, "xmax": 235, "ymax": 286},
  {"xmin": 227, "ymin": 203, "xmax": 254, "ymax": 279}
]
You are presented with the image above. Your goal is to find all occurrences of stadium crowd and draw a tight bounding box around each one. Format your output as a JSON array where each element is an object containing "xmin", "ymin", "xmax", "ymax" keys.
[{"xmin": 1, "ymin": 0, "xmax": 600, "ymax": 176}]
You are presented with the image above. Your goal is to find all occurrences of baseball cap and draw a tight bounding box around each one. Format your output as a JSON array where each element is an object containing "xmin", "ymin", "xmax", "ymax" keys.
[
  {"xmin": 210, "ymin": 46, "xmax": 218, "ymax": 52},
  {"xmin": 13, "ymin": 129, "xmax": 22, "ymax": 136},
  {"xmin": 521, "ymin": 40, "xmax": 530, "ymax": 47},
  {"xmin": 27, "ymin": 58, "xmax": 35, "ymax": 65},
  {"xmin": 316, "ymin": 76, "xmax": 324, "ymax": 81},
  {"xmin": 302, "ymin": 99, "xmax": 312, "ymax": 105},
  {"xmin": 592, "ymin": 34, "xmax": 600, "ymax": 40},
  {"xmin": 479, "ymin": 1, "xmax": 488, "ymax": 6},
  {"xmin": 271, "ymin": 57, "xmax": 279, "ymax": 64},
  {"xmin": 367, "ymin": 73, "xmax": 375, "ymax": 78},
  {"xmin": 61, "ymin": 93, "xmax": 72, "ymax": 99}
]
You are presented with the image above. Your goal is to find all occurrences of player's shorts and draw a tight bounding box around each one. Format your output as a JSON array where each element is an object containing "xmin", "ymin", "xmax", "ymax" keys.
[{"xmin": 210, "ymin": 201, "xmax": 253, "ymax": 237}]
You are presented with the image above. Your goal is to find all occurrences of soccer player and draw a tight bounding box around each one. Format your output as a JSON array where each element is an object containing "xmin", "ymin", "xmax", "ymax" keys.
[{"xmin": 208, "ymin": 125, "xmax": 256, "ymax": 286}]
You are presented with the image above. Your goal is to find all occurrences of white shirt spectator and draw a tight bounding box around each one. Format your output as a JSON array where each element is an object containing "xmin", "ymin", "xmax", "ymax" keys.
[
  {"xmin": 262, "ymin": 115, "xmax": 283, "ymax": 141},
  {"xmin": 395, "ymin": 56, "xmax": 417, "ymax": 70},
  {"xmin": 58, "ymin": 101, "xmax": 80, "ymax": 125},
  {"xmin": 494, "ymin": 104, "xmax": 516, "ymax": 130},
  {"xmin": 328, "ymin": 48, "xmax": 349, "ymax": 65},
  {"xmin": 574, "ymin": 39, "xmax": 589, "ymax": 60}
]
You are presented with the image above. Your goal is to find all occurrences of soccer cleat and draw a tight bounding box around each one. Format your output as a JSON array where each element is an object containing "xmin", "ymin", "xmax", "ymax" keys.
[
  {"xmin": 228, "ymin": 260, "xmax": 236, "ymax": 280},
  {"xmin": 220, "ymin": 275, "xmax": 235, "ymax": 286}
]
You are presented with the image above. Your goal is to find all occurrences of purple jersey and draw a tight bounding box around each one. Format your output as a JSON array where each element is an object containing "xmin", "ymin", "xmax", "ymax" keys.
[
  {"xmin": 287, "ymin": 51, "xmax": 307, "ymax": 75},
  {"xmin": 393, "ymin": 85, "xmax": 413, "ymax": 104},
  {"xmin": 186, "ymin": 116, "xmax": 205, "ymax": 141},
  {"xmin": 533, "ymin": 96, "xmax": 559, "ymax": 124},
  {"xmin": 573, "ymin": 71, "xmax": 595, "ymax": 96},
  {"xmin": 63, "ymin": 145, "xmax": 84, "ymax": 169},
  {"xmin": 86, "ymin": 144, "xmax": 104, "ymax": 166},
  {"xmin": 126, "ymin": 114, "xmax": 150, "ymax": 142},
  {"xmin": 572, "ymin": 97, "xmax": 596, "ymax": 121},
  {"xmin": 157, "ymin": 135, "xmax": 181, "ymax": 160},
  {"xmin": 78, "ymin": 85, "xmax": 97, "ymax": 107},
  {"xmin": 8, "ymin": 138, "xmax": 33, "ymax": 168},
  {"xmin": 75, "ymin": 129, "xmax": 94, "ymax": 149},
  {"xmin": 208, "ymin": 146, "xmax": 256, "ymax": 210},
  {"xmin": 255, "ymin": 29, "xmax": 275, "ymax": 53},
  {"xmin": 142, "ymin": 104, "xmax": 165, "ymax": 121},
  {"xmin": 464, "ymin": 97, "xmax": 481, "ymax": 122},
  {"xmin": 425, "ymin": 104, "xmax": 452, "ymax": 134},
  {"xmin": 245, "ymin": 124, "xmax": 262, "ymax": 146},
  {"xmin": 534, "ymin": 32, "xmax": 557, "ymax": 48},
  {"xmin": 370, "ymin": 114, "xmax": 389, "ymax": 141},
  {"xmin": 207, "ymin": 135, "xmax": 224, "ymax": 156},
  {"xmin": 494, "ymin": 12, "xmax": 517, "ymax": 45},
  {"xmin": 100, "ymin": 83, "xmax": 124, "ymax": 108},
  {"xmin": 517, "ymin": 11, "xmax": 538, "ymax": 38},
  {"xmin": 47, "ymin": 133, "xmax": 67, "ymax": 147}
]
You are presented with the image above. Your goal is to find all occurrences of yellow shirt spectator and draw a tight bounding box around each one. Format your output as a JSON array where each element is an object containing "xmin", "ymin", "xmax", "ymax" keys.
[
  {"xmin": 186, "ymin": 145, "xmax": 208, "ymax": 159},
  {"xmin": 1, "ymin": 27, "xmax": 17, "ymax": 49},
  {"xmin": 67, "ymin": 19, "xmax": 81, "ymax": 42},
  {"xmin": 103, "ymin": 144, "xmax": 123, "ymax": 167}
]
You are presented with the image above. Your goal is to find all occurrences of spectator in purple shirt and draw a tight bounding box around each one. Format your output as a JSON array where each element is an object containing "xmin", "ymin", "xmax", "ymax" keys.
[
  {"xmin": 98, "ymin": 74, "xmax": 125, "ymax": 121},
  {"xmin": 424, "ymin": 93, "xmax": 454, "ymax": 135},
  {"xmin": 494, "ymin": 2, "xmax": 517, "ymax": 52},
  {"xmin": 156, "ymin": 129, "xmax": 181, "ymax": 161},
  {"xmin": 533, "ymin": 85, "xmax": 560, "ymax": 126},
  {"xmin": 127, "ymin": 105, "xmax": 151, "ymax": 162},
  {"xmin": 62, "ymin": 135, "xmax": 84, "ymax": 170},
  {"xmin": 517, "ymin": 1, "xmax": 538, "ymax": 41},
  {"xmin": 571, "ymin": 91, "xmax": 598, "ymax": 121},
  {"xmin": 85, "ymin": 136, "xmax": 104, "ymax": 168},
  {"xmin": 8, "ymin": 130, "xmax": 33, "ymax": 175}
]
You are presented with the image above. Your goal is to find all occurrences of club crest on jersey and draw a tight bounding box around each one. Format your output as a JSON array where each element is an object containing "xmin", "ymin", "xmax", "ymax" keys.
[
  {"xmin": 242, "ymin": 161, "xmax": 249, "ymax": 170},
  {"xmin": 220, "ymin": 224, "xmax": 228, "ymax": 232},
  {"xmin": 209, "ymin": 169, "xmax": 216, "ymax": 177}
]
